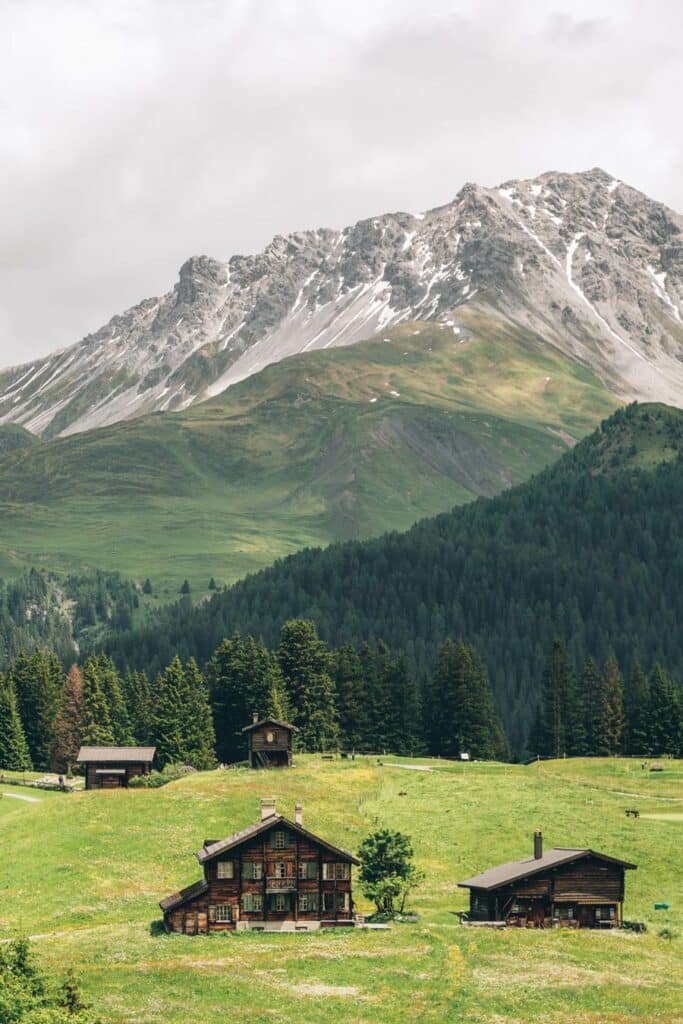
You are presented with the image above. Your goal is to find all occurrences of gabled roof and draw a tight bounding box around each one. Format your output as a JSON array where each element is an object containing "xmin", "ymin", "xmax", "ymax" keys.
[
  {"xmin": 197, "ymin": 814, "xmax": 360, "ymax": 865},
  {"xmin": 241, "ymin": 717, "xmax": 299, "ymax": 733},
  {"xmin": 76, "ymin": 745, "xmax": 156, "ymax": 763},
  {"xmin": 159, "ymin": 879, "xmax": 208, "ymax": 912},
  {"xmin": 459, "ymin": 847, "xmax": 637, "ymax": 891}
]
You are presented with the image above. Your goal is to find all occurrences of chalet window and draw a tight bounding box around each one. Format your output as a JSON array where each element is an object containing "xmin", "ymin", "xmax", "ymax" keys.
[
  {"xmin": 322, "ymin": 862, "xmax": 349, "ymax": 880},
  {"xmin": 271, "ymin": 830, "xmax": 289, "ymax": 850},
  {"xmin": 215, "ymin": 905, "xmax": 232, "ymax": 922},
  {"xmin": 323, "ymin": 892, "xmax": 335, "ymax": 912},
  {"xmin": 298, "ymin": 893, "xmax": 318, "ymax": 912},
  {"xmin": 242, "ymin": 894, "xmax": 263, "ymax": 913},
  {"xmin": 335, "ymin": 892, "xmax": 349, "ymax": 912},
  {"xmin": 270, "ymin": 893, "xmax": 289, "ymax": 912},
  {"xmin": 298, "ymin": 861, "xmax": 318, "ymax": 879},
  {"xmin": 216, "ymin": 860, "xmax": 234, "ymax": 879},
  {"xmin": 275, "ymin": 861, "xmax": 287, "ymax": 878},
  {"xmin": 266, "ymin": 731, "xmax": 275, "ymax": 743},
  {"xmin": 244, "ymin": 861, "xmax": 263, "ymax": 880}
]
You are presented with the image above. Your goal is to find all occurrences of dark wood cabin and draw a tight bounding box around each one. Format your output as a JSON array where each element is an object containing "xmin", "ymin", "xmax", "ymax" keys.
[
  {"xmin": 160, "ymin": 799, "xmax": 360, "ymax": 933},
  {"xmin": 76, "ymin": 745, "xmax": 156, "ymax": 789},
  {"xmin": 242, "ymin": 715, "xmax": 299, "ymax": 768},
  {"xmin": 459, "ymin": 832, "xmax": 636, "ymax": 928}
]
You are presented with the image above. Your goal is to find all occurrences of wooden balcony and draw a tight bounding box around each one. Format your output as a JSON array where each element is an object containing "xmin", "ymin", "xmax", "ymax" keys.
[{"xmin": 265, "ymin": 877, "xmax": 297, "ymax": 891}]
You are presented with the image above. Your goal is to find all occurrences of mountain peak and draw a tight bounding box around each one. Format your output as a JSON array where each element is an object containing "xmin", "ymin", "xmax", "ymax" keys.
[{"xmin": 0, "ymin": 168, "xmax": 682, "ymax": 438}]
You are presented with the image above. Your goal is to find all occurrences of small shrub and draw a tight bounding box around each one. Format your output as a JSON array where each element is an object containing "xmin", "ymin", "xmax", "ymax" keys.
[{"xmin": 129, "ymin": 764, "xmax": 197, "ymax": 789}]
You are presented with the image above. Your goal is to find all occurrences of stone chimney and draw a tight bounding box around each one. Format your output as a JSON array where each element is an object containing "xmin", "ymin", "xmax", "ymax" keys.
[
  {"xmin": 533, "ymin": 830, "xmax": 543, "ymax": 860},
  {"xmin": 295, "ymin": 803, "xmax": 303, "ymax": 827},
  {"xmin": 260, "ymin": 797, "xmax": 277, "ymax": 821},
  {"xmin": 252, "ymin": 712, "xmax": 259, "ymax": 724}
]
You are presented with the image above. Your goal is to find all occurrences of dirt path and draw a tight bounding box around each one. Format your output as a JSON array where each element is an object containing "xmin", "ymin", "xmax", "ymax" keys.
[{"xmin": 2, "ymin": 792, "xmax": 41, "ymax": 803}]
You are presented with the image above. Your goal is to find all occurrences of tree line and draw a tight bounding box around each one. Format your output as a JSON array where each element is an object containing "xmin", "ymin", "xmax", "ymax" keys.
[
  {"xmin": 0, "ymin": 620, "xmax": 507, "ymax": 773},
  {"xmin": 531, "ymin": 639, "xmax": 683, "ymax": 758},
  {"xmin": 2, "ymin": 621, "xmax": 680, "ymax": 776}
]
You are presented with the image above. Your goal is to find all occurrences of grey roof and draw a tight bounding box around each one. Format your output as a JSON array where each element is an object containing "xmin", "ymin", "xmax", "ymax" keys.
[
  {"xmin": 159, "ymin": 879, "xmax": 208, "ymax": 913},
  {"xmin": 76, "ymin": 746, "xmax": 156, "ymax": 763},
  {"xmin": 242, "ymin": 717, "xmax": 299, "ymax": 733},
  {"xmin": 197, "ymin": 814, "xmax": 360, "ymax": 865},
  {"xmin": 459, "ymin": 847, "xmax": 636, "ymax": 891}
]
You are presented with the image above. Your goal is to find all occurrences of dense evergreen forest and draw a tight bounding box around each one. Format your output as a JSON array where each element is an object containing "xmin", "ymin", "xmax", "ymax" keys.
[
  {"xmin": 2, "ymin": 622, "xmax": 680, "ymax": 775},
  {"xmin": 0, "ymin": 623, "xmax": 508, "ymax": 772},
  {"xmin": 0, "ymin": 569, "xmax": 139, "ymax": 667},
  {"xmin": 103, "ymin": 404, "xmax": 683, "ymax": 752}
]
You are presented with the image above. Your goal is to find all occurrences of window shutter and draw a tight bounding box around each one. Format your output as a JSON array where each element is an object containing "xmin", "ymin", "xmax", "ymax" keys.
[
  {"xmin": 310, "ymin": 893, "xmax": 318, "ymax": 911},
  {"xmin": 208, "ymin": 905, "xmax": 216, "ymax": 923},
  {"xmin": 307, "ymin": 861, "xmax": 317, "ymax": 879},
  {"xmin": 282, "ymin": 831, "xmax": 290, "ymax": 849}
]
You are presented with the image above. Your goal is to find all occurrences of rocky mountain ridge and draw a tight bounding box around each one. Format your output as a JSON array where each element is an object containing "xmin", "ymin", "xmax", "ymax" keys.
[{"xmin": 1, "ymin": 167, "xmax": 682, "ymax": 437}]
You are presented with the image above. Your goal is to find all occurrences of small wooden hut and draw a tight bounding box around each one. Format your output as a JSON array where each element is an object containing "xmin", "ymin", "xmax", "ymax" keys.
[
  {"xmin": 459, "ymin": 831, "xmax": 636, "ymax": 928},
  {"xmin": 76, "ymin": 746, "xmax": 156, "ymax": 789},
  {"xmin": 242, "ymin": 716, "xmax": 298, "ymax": 768}
]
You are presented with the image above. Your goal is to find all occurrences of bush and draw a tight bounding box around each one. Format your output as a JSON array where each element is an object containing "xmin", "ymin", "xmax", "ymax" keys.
[{"xmin": 128, "ymin": 764, "xmax": 197, "ymax": 789}]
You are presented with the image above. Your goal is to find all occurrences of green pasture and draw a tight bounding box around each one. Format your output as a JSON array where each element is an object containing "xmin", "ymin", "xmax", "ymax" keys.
[{"xmin": 0, "ymin": 756, "xmax": 680, "ymax": 1023}]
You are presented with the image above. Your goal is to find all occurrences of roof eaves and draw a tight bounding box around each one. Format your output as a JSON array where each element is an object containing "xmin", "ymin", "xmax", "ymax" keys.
[{"xmin": 197, "ymin": 815, "xmax": 360, "ymax": 866}]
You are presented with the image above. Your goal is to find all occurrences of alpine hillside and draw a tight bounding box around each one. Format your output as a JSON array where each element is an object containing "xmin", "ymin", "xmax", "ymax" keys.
[
  {"xmin": 102, "ymin": 402, "xmax": 683, "ymax": 750},
  {"xmin": 1, "ymin": 168, "xmax": 682, "ymax": 439}
]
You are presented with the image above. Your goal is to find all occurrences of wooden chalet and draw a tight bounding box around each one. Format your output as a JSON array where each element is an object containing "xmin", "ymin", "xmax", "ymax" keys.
[
  {"xmin": 242, "ymin": 715, "xmax": 298, "ymax": 768},
  {"xmin": 160, "ymin": 799, "xmax": 360, "ymax": 933},
  {"xmin": 76, "ymin": 746, "xmax": 156, "ymax": 789},
  {"xmin": 459, "ymin": 831, "xmax": 636, "ymax": 929}
]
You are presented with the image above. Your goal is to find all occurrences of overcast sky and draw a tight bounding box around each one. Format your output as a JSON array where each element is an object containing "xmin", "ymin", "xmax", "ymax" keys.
[{"xmin": 1, "ymin": 0, "xmax": 682, "ymax": 367}]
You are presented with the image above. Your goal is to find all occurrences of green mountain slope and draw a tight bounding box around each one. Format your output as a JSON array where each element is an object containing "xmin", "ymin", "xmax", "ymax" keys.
[
  {"xmin": 104, "ymin": 403, "xmax": 683, "ymax": 750},
  {"xmin": 1, "ymin": 757, "xmax": 681, "ymax": 1024},
  {"xmin": 0, "ymin": 422, "xmax": 37, "ymax": 455},
  {"xmin": 0, "ymin": 313, "xmax": 615, "ymax": 590}
]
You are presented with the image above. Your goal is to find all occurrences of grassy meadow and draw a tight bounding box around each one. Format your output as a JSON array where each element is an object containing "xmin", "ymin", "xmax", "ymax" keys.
[
  {"xmin": 1, "ymin": 756, "xmax": 681, "ymax": 1023},
  {"xmin": 0, "ymin": 316, "xmax": 616, "ymax": 592}
]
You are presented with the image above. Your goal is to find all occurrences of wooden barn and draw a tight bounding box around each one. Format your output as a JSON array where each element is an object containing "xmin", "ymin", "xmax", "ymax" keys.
[
  {"xmin": 160, "ymin": 799, "xmax": 360, "ymax": 933},
  {"xmin": 459, "ymin": 831, "xmax": 636, "ymax": 928},
  {"xmin": 242, "ymin": 715, "xmax": 298, "ymax": 768},
  {"xmin": 76, "ymin": 745, "xmax": 156, "ymax": 789}
]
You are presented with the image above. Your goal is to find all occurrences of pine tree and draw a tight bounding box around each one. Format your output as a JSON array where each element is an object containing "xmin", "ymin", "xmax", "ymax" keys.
[
  {"xmin": 537, "ymin": 640, "xmax": 575, "ymax": 758},
  {"xmin": 0, "ymin": 674, "xmax": 32, "ymax": 771},
  {"xmin": 122, "ymin": 670, "xmax": 153, "ymax": 744},
  {"xmin": 277, "ymin": 620, "xmax": 338, "ymax": 751},
  {"xmin": 430, "ymin": 638, "xmax": 466, "ymax": 758},
  {"xmin": 180, "ymin": 579, "xmax": 191, "ymax": 595},
  {"xmin": 180, "ymin": 658, "xmax": 217, "ymax": 771},
  {"xmin": 624, "ymin": 661, "xmax": 650, "ymax": 755},
  {"xmin": 207, "ymin": 633, "xmax": 276, "ymax": 763},
  {"xmin": 50, "ymin": 665, "xmax": 84, "ymax": 773},
  {"xmin": 152, "ymin": 656, "xmax": 216, "ymax": 769},
  {"xmin": 384, "ymin": 654, "xmax": 423, "ymax": 756},
  {"xmin": 648, "ymin": 665, "xmax": 682, "ymax": 756},
  {"xmin": 151, "ymin": 656, "xmax": 187, "ymax": 768},
  {"xmin": 576, "ymin": 658, "xmax": 600, "ymax": 755},
  {"xmin": 593, "ymin": 657, "xmax": 625, "ymax": 755},
  {"xmin": 94, "ymin": 654, "xmax": 133, "ymax": 744},
  {"xmin": 80, "ymin": 658, "xmax": 115, "ymax": 746},
  {"xmin": 265, "ymin": 669, "xmax": 294, "ymax": 725},
  {"xmin": 331, "ymin": 645, "xmax": 368, "ymax": 751},
  {"xmin": 10, "ymin": 650, "xmax": 61, "ymax": 769}
]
